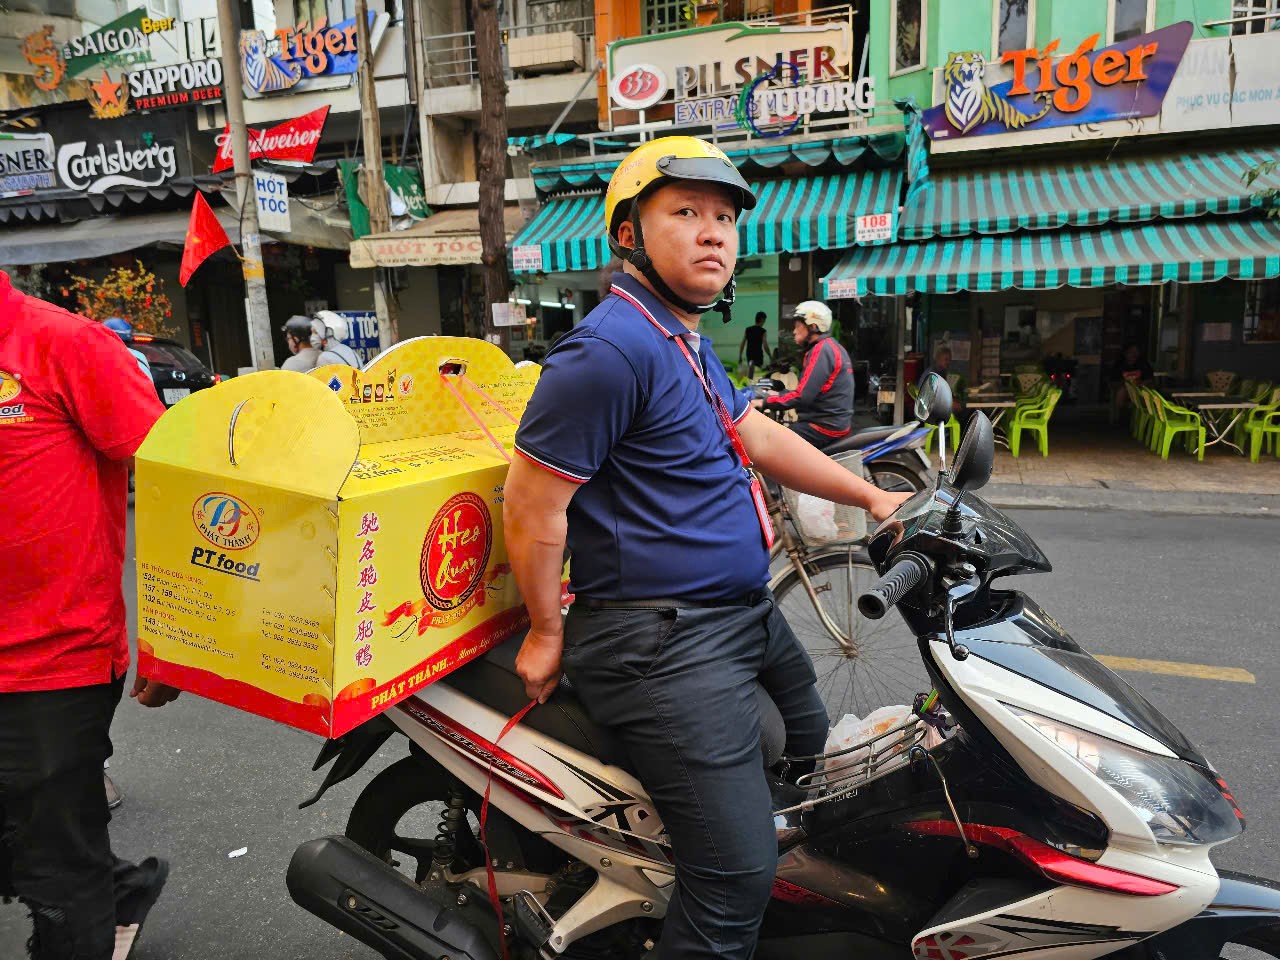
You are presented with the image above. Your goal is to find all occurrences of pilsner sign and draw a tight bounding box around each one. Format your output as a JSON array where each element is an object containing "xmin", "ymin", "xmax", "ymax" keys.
[{"xmin": 0, "ymin": 133, "xmax": 56, "ymax": 194}]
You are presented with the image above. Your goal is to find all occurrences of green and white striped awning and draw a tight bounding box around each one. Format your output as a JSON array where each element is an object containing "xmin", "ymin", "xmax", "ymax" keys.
[
  {"xmin": 823, "ymin": 216, "xmax": 1280, "ymax": 297},
  {"xmin": 900, "ymin": 146, "xmax": 1280, "ymax": 241},
  {"xmin": 511, "ymin": 169, "xmax": 903, "ymax": 274},
  {"xmin": 530, "ymin": 134, "xmax": 905, "ymax": 194}
]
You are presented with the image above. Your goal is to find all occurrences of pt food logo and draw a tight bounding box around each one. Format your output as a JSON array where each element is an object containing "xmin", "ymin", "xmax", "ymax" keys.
[
  {"xmin": 922, "ymin": 21, "xmax": 1193, "ymax": 140},
  {"xmin": 420, "ymin": 493, "xmax": 492, "ymax": 612},
  {"xmin": 193, "ymin": 493, "xmax": 261, "ymax": 550}
]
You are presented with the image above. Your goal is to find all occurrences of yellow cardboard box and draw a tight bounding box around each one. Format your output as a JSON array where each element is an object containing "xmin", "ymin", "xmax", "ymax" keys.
[{"xmin": 135, "ymin": 337, "xmax": 537, "ymax": 737}]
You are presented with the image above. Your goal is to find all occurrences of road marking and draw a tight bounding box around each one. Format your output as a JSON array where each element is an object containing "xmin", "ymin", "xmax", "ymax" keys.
[{"xmin": 1095, "ymin": 655, "xmax": 1255, "ymax": 684}]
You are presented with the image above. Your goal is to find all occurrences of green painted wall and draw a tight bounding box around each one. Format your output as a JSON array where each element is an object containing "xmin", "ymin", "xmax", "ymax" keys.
[{"xmin": 867, "ymin": 0, "xmax": 1237, "ymax": 126}]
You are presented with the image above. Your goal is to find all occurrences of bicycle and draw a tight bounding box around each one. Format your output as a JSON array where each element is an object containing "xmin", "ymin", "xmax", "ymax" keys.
[{"xmin": 755, "ymin": 451, "xmax": 930, "ymax": 723}]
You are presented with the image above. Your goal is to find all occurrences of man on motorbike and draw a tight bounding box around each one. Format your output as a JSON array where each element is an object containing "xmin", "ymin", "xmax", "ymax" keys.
[
  {"xmin": 504, "ymin": 136, "xmax": 909, "ymax": 960},
  {"xmin": 757, "ymin": 300, "xmax": 854, "ymax": 449}
]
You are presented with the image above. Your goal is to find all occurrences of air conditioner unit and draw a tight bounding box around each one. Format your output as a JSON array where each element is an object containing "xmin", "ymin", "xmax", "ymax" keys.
[{"xmin": 508, "ymin": 31, "xmax": 585, "ymax": 75}]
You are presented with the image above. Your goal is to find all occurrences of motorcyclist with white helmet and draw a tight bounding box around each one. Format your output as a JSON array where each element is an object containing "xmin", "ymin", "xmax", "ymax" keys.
[
  {"xmin": 310, "ymin": 310, "xmax": 361, "ymax": 367},
  {"xmin": 758, "ymin": 299, "xmax": 854, "ymax": 449}
]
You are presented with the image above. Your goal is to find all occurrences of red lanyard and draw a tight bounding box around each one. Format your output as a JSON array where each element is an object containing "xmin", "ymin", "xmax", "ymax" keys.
[
  {"xmin": 617, "ymin": 283, "xmax": 775, "ymax": 550},
  {"xmin": 670, "ymin": 334, "xmax": 753, "ymax": 470}
]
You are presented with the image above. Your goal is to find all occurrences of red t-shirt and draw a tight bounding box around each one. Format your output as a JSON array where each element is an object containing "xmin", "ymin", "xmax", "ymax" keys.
[{"xmin": 0, "ymin": 271, "xmax": 164, "ymax": 692}]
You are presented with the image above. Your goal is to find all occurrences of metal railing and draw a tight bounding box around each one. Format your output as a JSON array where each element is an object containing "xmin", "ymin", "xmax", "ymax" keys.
[{"xmin": 421, "ymin": 13, "xmax": 595, "ymax": 88}]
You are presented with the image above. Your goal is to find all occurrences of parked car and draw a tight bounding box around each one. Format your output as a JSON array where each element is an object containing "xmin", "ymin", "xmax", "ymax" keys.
[{"xmin": 131, "ymin": 335, "xmax": 219, "ymax": 407}]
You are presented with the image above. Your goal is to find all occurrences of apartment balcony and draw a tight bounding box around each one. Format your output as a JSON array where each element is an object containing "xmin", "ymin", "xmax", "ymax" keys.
[{"xmin": 418, "ymin": 13, "xmax": 598, "ymax": 124}]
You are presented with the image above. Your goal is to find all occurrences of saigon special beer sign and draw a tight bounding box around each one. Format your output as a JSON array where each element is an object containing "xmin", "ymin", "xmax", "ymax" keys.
[{"xmin": 922, "ymin": 21, "xmax": 1192, "ymax": 140}]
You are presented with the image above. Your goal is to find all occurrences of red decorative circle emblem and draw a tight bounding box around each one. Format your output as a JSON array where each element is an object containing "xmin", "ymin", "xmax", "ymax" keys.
[
  {"xmin": 420, "ymin": 492, "xmax": 493, "ymax": 612},
  {"xmin": 610, "ymin": 63, "xmax": 667, "ymax": 110}
]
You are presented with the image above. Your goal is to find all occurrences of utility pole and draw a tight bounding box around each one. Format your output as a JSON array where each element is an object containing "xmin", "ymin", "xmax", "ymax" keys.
[
  {"xmin": 472, "ymin": 0, "xmax": 511, "ymax": 337},
  {"xmin": 355, "ymin": 0, "xmax": 399, "ymax": 345},
  {"xmin": 216, "ymin": 0, "xmax": 274, "ymax": 372}
]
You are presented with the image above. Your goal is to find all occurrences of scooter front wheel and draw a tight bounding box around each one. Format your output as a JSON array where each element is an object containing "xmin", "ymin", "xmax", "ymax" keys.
[{"xmin": 772, "ymin": 547, "xmax": 932, "ymax": 721}]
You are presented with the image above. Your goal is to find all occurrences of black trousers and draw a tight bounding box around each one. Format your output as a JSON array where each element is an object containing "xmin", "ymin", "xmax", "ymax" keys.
[
  {"xmin": 0, "ymin": 675, "xmax": 148, "ymax": 959},
  {"xmin": 562, "ymin": 593, "xmax": 828, "ymax": 960}
]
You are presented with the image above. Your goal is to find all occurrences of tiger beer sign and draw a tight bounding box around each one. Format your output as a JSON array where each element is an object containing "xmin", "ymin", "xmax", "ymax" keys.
[{"xmin": 922, "ymin": 21, "xmax": 1192, "ymax": 140}]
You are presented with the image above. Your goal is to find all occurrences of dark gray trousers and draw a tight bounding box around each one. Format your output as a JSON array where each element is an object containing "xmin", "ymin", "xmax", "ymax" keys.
[{"xmin": 562, "ymin": 593, "xmax": 828, "ymax": 960}]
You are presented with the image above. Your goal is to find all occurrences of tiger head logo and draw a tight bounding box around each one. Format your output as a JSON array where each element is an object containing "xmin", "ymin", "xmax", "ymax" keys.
[
  {"xmin": 239, "ymin": 30, "xmax": 302, "ymax": 95},
  {"xmin": 943, "ymin": 52, "xmax": 988, "ymax": 134},
  {"xmin": 943, "ymin": 50, "xmax": 1051, "ymax": 135}
]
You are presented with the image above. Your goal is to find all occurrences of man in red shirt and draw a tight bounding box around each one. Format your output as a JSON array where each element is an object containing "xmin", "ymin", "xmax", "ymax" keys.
[{"xmin": 0, "ymin": 269, "xmax": 179, "ymax": 959}]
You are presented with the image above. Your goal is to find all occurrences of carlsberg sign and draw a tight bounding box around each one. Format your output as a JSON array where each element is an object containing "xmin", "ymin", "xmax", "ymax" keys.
[{"xmin": 57, "ymin": 138, "xmax": 177, "ymax": 193}]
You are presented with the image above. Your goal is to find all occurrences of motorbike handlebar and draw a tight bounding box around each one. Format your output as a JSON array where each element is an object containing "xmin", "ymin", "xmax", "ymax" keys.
[{"xmin": 858, "ymin": 555, "xmax": 928, "ymax": 620}]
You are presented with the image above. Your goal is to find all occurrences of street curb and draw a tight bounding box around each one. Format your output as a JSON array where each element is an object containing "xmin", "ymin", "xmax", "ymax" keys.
[{"xmin": 984, "ymin": 483, "xmax": 1280, "ymax": 517}]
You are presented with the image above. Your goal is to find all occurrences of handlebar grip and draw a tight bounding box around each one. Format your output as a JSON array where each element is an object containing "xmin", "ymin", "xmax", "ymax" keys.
[{"xmin": 858, "ymin": 556, "xmax": 927, "ymax": 620}]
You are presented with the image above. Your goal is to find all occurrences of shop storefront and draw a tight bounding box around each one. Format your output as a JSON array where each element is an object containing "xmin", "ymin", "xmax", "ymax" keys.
[{"xmin": 822, "ymin": 25, "xmax": 1280, "ymax": 401}]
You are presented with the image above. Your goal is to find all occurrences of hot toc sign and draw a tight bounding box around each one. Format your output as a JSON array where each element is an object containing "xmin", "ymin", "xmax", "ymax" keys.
[{"xmin": 922, "ymin": 21, "xmax": 1192, "ymax": 140}]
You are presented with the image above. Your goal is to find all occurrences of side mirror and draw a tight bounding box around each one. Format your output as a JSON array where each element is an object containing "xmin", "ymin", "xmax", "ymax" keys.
[
  {"xmin": 949, "ymin": 412, "xmax": 995, "ymax": 492},
  {"xmin": 915, "ymin": 373, "xmax": 953, "ymax": 426}
]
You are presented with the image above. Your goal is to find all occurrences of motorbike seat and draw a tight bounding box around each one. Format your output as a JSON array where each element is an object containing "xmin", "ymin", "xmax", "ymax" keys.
[
  {"xmin": 440, "ymin": 630, "xmax": 787, "ymax": 776},
  {"xmin": 824, "ymin": 424, "xmax": 903, "ymax": 454}
]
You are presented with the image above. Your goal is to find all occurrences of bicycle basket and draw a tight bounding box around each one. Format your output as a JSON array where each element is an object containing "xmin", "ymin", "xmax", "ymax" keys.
[{"xmin": 781, "ymin": 450, "xmax": 866, "ymax": 547}]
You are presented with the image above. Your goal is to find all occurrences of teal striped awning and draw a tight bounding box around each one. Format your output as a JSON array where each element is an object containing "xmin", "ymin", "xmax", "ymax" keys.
[
  {"xmin": 530, "ymin": 134, "xmax": 905, "ymax": 194},
  {"xmin": 512, "ymin": 169, "xmax": 903, "ymax": 274},
  {"xmin": 823, "ymin": 216, "xmax": 1280, "ymax": 297},
  {"xmin": 901, "ymin": 147, "xmax": 1280, "ymax": 241}
]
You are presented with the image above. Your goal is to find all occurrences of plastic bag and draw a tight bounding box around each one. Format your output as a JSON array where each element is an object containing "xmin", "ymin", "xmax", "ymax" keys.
[
  {"xmin": 822, "ymin": 705, "xmax": 919, "ymax": 779},
  {"xmin": 796, "ymin": 494, "xmax": 838, "ymax": 541}
]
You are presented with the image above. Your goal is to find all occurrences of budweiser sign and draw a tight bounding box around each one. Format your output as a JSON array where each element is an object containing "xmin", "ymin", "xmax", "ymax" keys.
[{"xmin": 212, "ymin": 105, "xmax": 329, "ymax": 173}]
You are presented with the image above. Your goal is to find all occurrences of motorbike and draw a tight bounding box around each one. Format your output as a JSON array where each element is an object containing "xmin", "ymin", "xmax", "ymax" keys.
[
  {"xmin": 287, "ymin": 375, "xmax": 1280, "ymax": 960},
  {"xmin": 750, "ymin": 377, "xmax": 934, "ymax": 493}
]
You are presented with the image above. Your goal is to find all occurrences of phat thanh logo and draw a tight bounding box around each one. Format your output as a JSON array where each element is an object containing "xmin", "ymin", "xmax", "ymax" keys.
[
  {"xmin": 421, "ymin": 493, "xmax": 492, "ymax": 612},
  {"xmin": 193, "ymin": 492, "xmax": 260, "ymax": 550}
]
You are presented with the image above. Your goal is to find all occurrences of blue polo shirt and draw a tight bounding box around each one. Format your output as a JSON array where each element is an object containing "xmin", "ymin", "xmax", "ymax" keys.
[{"xmin": 515, "ymin": 272, "xmax": 769, "ymax": 601}]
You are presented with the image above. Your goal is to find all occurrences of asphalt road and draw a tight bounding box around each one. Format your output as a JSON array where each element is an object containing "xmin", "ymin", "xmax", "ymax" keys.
[{"xmin": 2, "ymin": 507, "xmax": 1277, "ymax": 959}]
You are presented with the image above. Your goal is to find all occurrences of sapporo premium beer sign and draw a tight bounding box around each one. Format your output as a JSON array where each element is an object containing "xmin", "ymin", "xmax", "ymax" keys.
[
  {"xmin": 127, "ymin": 59, "xmax": 224, "ymax": 111},
  {"xmin": 922, "ymin": 21, "xmax": 1192, "ymax": 139}
]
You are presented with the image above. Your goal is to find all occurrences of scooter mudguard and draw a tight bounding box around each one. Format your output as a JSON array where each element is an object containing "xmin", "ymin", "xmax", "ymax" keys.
[
  {"xmin": 1118, "ymin": 872, "xmax": 1280, "ymax": 960},
  {"xmin": 297, "ymin": 714, "xmax": 394, "ymax": 809}
]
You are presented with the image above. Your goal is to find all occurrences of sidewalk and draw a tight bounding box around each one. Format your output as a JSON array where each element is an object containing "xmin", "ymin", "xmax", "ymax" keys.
[{"xmin": 978, "ymin": 408, "xmax": 1280, "ymax": 516}]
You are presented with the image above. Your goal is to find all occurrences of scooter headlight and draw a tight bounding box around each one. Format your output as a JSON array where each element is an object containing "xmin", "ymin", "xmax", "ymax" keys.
[{"xmin": 1006, "ymin": 705, "xmax": 1243, "ymax": 846}]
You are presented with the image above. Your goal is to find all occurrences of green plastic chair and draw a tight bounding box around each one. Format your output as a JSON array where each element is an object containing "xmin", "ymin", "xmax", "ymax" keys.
[
  {"xmin": 1009, "ymin": 388, "xmax": 1062, "ymax": 457},
  {"xmin": 1123, "ymin": 380, "xmax": 1148, "ymax": 441},
  {"xmin": 1249, "ymin": 379, "xmax": 1273, "ymax": 402},
  {"xmin": 1150, "ymin": 392, "xmax": 1205, "ymax": 461},
  {"xmin": 1234, "ymin": 378, "xmax": 1257, "ymax": 400},
  {"xmin": 1240, "ymin": 386, "xmax": 1280, "ymax": 461},
  {"xmin": 1135, "ymin": 387, "xmax": 1161, "ymax": 449}
]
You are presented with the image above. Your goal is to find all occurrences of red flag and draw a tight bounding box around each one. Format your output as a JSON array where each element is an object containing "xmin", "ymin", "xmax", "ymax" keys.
[{"xmin": 180, "ymin": 192, "xmax": 232, "ymax": 286}]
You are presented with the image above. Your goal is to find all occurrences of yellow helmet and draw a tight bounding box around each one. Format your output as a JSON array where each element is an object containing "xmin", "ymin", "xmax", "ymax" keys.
[{"xmin": 604, "ymin": 136, "xmax": 757, "ymax": 244}]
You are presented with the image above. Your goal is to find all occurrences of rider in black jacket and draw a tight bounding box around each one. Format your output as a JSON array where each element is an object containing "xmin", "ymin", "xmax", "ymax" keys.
[{"xmin": 761, "ymin": 300, "xmax": 854, "ymax": 449}]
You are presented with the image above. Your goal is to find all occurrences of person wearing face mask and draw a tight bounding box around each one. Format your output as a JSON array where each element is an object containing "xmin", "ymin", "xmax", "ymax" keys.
[
  {"xmin": 280, "ymin": 315, "xmax": 321, "ymax": 372},
  {"xmin": 504, "ymin": 137, "xmax": 910, "ymax": 960}
]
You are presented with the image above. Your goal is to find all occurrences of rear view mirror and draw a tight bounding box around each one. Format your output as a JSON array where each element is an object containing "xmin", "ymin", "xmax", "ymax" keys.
[
  {"xmin": 950, "ymin": 412, "xmax": 995, "ymax": 492},
  {"xmin": 915, "ymin": 373, "xmax": 953, "ymax": 425}
]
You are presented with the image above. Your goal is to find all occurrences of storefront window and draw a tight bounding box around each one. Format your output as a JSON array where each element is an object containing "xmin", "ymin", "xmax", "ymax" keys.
[
  {"xmin": 892, "ymin": 0, "xmax": 926, "ymax": 74},
  {"xmin": 1233, "ymin": 1, "xmax": 1280, "ymax": 35},
  {"xmin": 1111, "ymin": 0, "xmax": 1150, "ymax": 41},
  {"xmin": 994, "ymin": 0, "xmax": 1032, "ymax": 56},
  {"xmin": 1243, "ymin": 279, "xmax": 1280, "ymax": 342}
]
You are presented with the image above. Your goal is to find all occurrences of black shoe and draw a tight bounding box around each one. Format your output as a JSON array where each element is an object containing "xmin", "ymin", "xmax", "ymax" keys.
[
  {"xmin": 114, "ymin": 858, "xmax": 169, "ymax": 960},
  {"xmin": 105, "ymin": 772, "xmax": 124, "ymax": 811}
]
